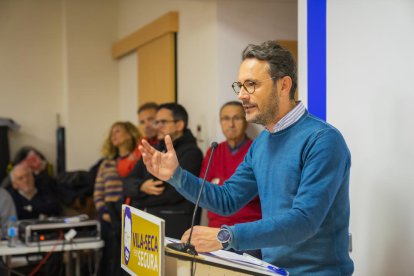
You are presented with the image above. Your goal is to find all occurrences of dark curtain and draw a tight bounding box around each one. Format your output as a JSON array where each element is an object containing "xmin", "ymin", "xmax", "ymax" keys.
[{"xmin": 0, "ymin": 126, "xmax": 10, "ymax": 181}]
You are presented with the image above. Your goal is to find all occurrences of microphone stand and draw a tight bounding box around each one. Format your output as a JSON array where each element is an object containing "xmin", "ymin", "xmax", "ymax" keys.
[{"xmin": 166, "ymin": 142, "xmax": 218, "ymax": 256}]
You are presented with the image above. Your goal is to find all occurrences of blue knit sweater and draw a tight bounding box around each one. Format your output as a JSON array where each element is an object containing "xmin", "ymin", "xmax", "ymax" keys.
[{"xmin": 169, "ymin": 111, "xmax": 354, "ymax": 275}]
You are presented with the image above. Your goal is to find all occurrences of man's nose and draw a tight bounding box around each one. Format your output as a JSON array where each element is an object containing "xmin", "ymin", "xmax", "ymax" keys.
[{"xmin": 237, "ymin": 89, "xmax": 250, "ymax": 100}]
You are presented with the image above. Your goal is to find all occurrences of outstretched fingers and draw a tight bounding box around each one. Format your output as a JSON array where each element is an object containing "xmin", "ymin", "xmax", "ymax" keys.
[
  {"xmin": 140, "ymin": 135, "xmax": 178, "ymax": 181},
  {"xmin": 140, "ymin": 139, "xmax": 156, "ymax": 156},
  {"xmin": 164, "ymin": 135, "xmax": 176, "ymax": 155},
  {"xmin": 151, "ymin": 151, "xmax": 161, "ymax": 175},
  {"xmin": 139, "ymin": 140, "xmax": 157, "ymax": 173}
]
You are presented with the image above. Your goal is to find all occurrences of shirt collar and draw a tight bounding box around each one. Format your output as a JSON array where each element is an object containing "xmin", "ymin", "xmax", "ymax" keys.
[
  {"xmin": 227, "ymin": 136, "xmax": 248, "ymax": 154},
  {"xmin": 267, "ymin": 101, "xmax": 306, "ymax": 133}
]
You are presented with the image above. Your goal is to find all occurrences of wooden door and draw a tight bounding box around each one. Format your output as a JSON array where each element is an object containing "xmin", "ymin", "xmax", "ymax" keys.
[{"xmin": 112, "ymin": 12, "xmax": 178, "ymax": 106}]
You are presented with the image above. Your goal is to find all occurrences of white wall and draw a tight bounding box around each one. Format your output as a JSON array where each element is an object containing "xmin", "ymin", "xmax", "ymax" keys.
[
  {"xmin": 63, "ymin": 0, "xmax": 119, "ymax": 170},
  {"xmin": 0, "ymin": 0, "xmax": 63, "ymax": 167},
  {"xmin": 216, "ymin": 0, "xmax": 297, "ymax": 144},
  {"xmin": 299, "ymin": 0, "xmax": 414, "ymax": 274},
  {"xmin": 117, "ymin": 0, "xmax": 219, "ymax": 153},
  {"xmin": 0, "ymin": 0, "xmax": 119, "ymax": 172},
  {"xmin": 118, "ymin": 52, "xmax": 138, "ymax": 122}
]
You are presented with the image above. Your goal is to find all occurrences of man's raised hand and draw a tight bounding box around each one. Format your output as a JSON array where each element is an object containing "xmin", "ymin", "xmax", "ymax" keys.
[{"xmin": 139, "ymin": 135, "xmax": 179, "ymax": 181}]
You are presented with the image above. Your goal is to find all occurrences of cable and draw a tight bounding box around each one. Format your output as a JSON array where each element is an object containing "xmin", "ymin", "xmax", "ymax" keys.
[
  {"xmin": 190, "ymin": 253, "xmax": 197, "ymax": 276},
  {"xmin": 28, "ymin": 231, "xmax": 64, "ymax": 276}
]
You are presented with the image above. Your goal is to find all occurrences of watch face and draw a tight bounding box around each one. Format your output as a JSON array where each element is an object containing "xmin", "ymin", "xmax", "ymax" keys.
[{"xmin": 218, "ymin": 229, "xmax": 231, "ymax": 243}]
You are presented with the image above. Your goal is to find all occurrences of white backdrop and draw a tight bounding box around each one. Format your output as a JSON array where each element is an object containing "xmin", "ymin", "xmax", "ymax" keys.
[{"xmin": 299, "ymin": 0, "xmax": 414, "ymax": 274}]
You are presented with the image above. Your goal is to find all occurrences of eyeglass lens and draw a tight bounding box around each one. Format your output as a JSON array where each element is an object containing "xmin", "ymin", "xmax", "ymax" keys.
[
  {"xmin": 232, "ymin": 77, "xmax": 277, "ymax": 95},
  {"xmin": 232, "ymin": 80, "xmax": 256, "ymax": 94},
  {"xmin": 154, "ymin": 120, "xmax": 175, "ymax": 126},
  {"xmin": 220, "ymin": 115, "xmax": 244, "ymax": 122}
]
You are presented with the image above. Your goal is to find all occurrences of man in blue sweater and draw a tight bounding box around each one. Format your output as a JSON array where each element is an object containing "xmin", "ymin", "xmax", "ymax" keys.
[{"xmin": 139, "ymin": 41, "xmax": 354, "ymax": 275}]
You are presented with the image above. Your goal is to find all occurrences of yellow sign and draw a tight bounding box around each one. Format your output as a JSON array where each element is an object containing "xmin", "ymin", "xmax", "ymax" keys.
[{"xmin": 121, "ymin": 204, "xmax": 165, "ymax": 276}]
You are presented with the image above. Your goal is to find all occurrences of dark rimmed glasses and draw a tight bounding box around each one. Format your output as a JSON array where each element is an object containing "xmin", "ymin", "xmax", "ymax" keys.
[
  {"xmin": 220, "ymin": 115, "xmax": 245, "ymax": 123},
  {"xmin": 154, "ymin": 119, "xmax": 177, "ymax": 127},
  {"xmin": 232, "ymin": 77, "xmax": 277, "ymax": 95}
]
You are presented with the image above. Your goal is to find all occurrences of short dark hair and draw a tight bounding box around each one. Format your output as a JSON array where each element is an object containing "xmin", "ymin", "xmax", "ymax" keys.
[
  {"xmin": 220, "ymin": 101, "xmax": 245, "ymax": 116},
  {"xmin": 242, "ymin": 41, "xmax": 297, "ymax": 99},
  {"xmin": 158, "ymin": 103, "xmax": 189, "ymax": 129},
  {"xmin": 137, "ymin": 102, "xmax": 158, "ymax": 114}
]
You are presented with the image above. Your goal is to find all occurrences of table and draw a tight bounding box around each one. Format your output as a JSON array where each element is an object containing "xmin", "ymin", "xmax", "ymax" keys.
[{"xmin": 0, "ymin": 239, "xmax": 104, "ymax": 276}]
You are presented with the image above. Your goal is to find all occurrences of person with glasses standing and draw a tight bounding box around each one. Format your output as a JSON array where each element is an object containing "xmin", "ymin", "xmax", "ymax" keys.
[
  {"xmin": 138, "ymin": 41, "xmax": 354, "ymax": 275},
  {"xmin": 200, "ymin": 101, "xmax": 261, "ymax": 230},
  {"xmin": 123, "ymin": 103, "xmax": 203, "ymax": 239},
  {"xmin": 200, "ymin": 101, "xmax": 262, "ymax": 258}
]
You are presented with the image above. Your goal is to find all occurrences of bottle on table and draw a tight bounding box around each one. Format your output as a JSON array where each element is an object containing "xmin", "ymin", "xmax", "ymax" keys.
[{"xmin": 7, "ymin": 215, "xmax": 18, "ymax": 247}]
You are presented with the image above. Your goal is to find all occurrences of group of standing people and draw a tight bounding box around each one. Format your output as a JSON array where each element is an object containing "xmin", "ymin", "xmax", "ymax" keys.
[
  {"xmin": 95, "ymin": 40, "xmax": 354, "ymax": 276},
  {"xmin": 94, "ymin": 99, "xmax": 260, "ymax": 275}
]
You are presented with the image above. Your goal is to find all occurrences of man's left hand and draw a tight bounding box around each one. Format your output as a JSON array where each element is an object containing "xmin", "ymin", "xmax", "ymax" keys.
[{"xmin": 181, "ymin": 226, "xmax": 222, "ymax": 252}]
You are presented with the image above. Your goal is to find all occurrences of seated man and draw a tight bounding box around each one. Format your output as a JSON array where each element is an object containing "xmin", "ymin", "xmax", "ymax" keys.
[
  {"xmin": 1, "ymin": 147, "xmax": 56, "ymax": 195},
  {"xmin": 7, "ymin": 163, "xmax": 60, "ymax": 220}
]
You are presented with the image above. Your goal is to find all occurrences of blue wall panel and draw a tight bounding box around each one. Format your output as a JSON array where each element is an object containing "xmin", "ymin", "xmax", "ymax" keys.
[{"xmin": 307, "ymin": 0, "xmax": 326, "ymax": 120}]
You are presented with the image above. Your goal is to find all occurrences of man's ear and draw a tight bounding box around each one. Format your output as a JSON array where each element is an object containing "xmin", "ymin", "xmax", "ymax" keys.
[
  {"xmin": 10, "ymin": 176, "xmax": 18, "ymax": 189},
  {"xmin": 176, "ymin": 120, "xmax": 185, "ymax": 132},
  {"xmin": 278, "ymin": 76, "xmax": 292, "ymax": 98}
]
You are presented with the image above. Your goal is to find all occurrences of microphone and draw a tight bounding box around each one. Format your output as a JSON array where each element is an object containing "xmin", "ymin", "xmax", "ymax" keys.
[{"xmin": 166, "ymin": 141, "xmax": 218, "ymax": 255}]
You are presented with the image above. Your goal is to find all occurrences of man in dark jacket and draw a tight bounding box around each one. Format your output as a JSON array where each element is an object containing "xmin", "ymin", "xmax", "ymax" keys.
[
  {"xmin": 7, "ymin": 163, "xmax": 60, "ymax": 220},
  {"xmin": 123, "ymin": 103, "xmax": 203, "ymax": 238}
]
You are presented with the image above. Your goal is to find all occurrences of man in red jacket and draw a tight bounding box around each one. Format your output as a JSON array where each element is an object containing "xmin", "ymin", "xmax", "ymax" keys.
[{"xmin": 200, "ymin": 101, "xmax": 261, "ymax": 228}]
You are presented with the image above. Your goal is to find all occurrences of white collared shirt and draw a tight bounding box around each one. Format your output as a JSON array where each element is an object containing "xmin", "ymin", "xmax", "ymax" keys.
[{"xmin": 269, "ymin": 101, "xmax": 306, "ymax": 133}]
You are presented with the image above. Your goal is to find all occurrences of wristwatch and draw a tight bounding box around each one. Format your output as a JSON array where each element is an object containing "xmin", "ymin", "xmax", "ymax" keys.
[{"xmin": 217, "ymin": 227, "xmax": 232, "ymax": 250}]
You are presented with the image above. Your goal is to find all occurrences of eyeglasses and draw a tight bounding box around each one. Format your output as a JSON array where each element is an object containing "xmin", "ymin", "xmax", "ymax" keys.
[
  {"xmin": 220, "ymin": 115, "xmax": 245, "ymax": 123},
  {"xmin": 154, "ymin": 119, "xmax": 177, "ymax": 126},
  {"xmin": 232, "ymin": 77, "xmax": 277, "ymax": 95}
]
